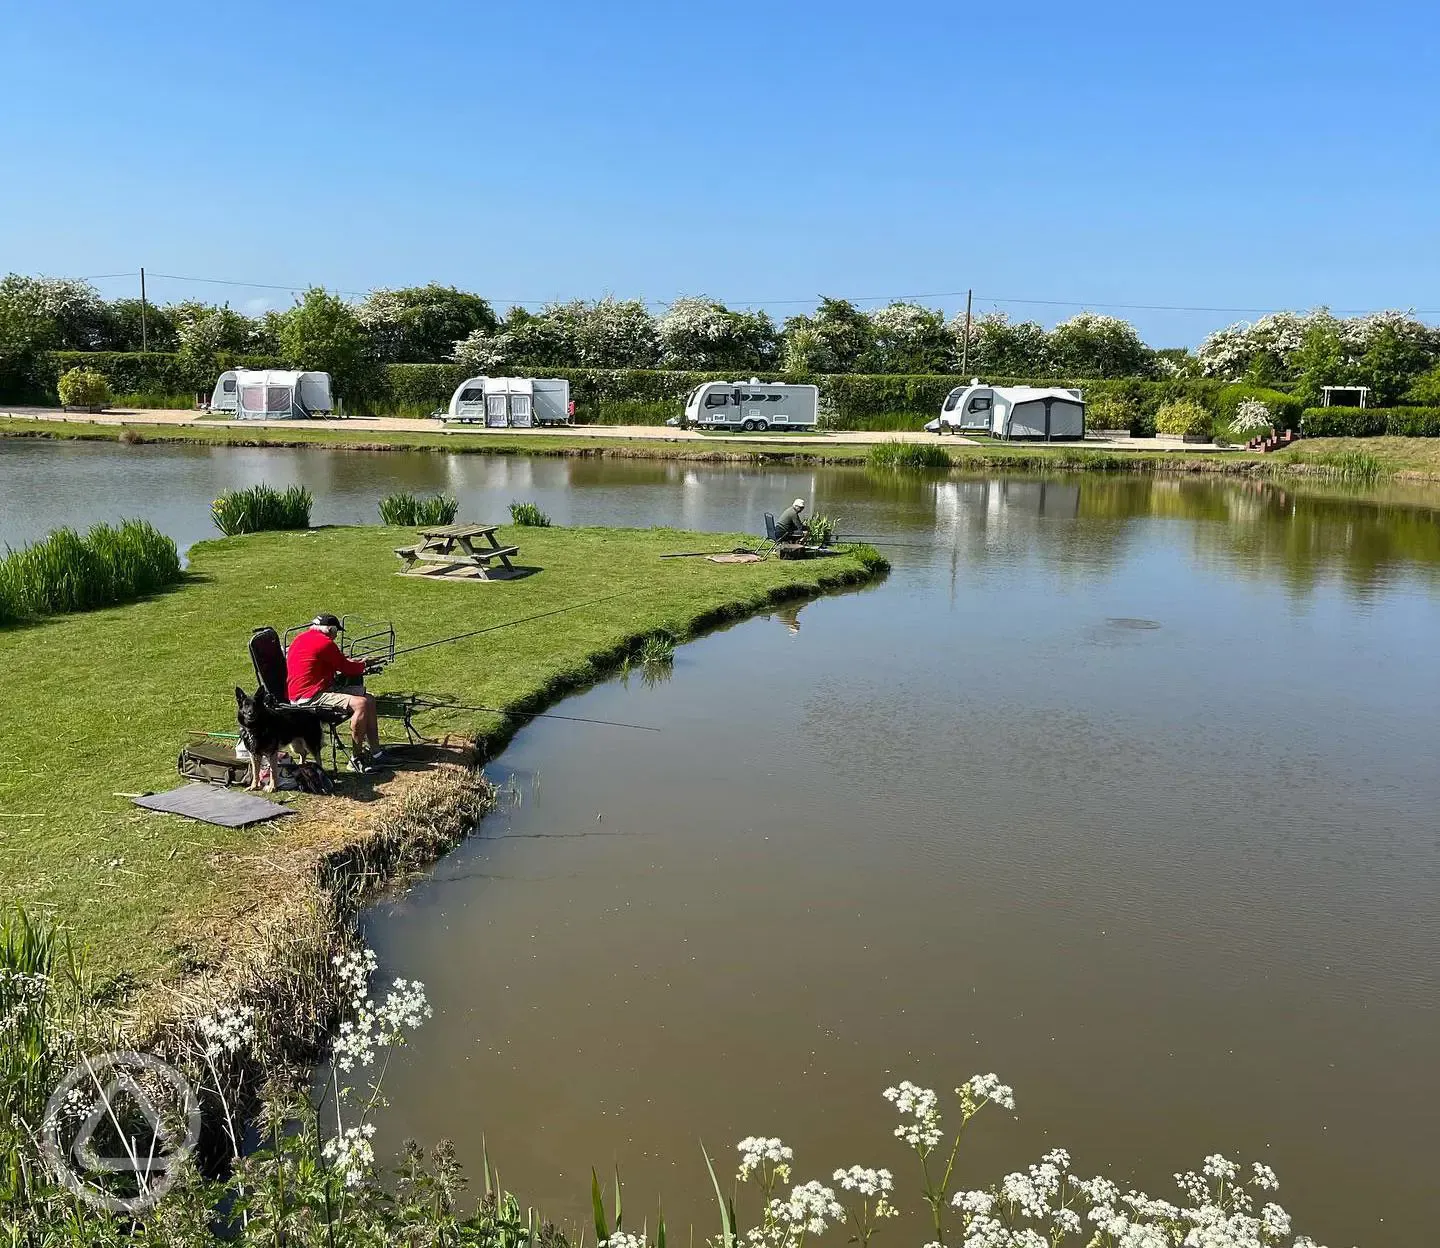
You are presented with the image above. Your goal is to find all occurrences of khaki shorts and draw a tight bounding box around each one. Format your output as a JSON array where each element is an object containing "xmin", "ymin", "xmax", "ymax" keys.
[{"xmin": 300, "ymin": 689, "xmax": 364, "ymax": 713}]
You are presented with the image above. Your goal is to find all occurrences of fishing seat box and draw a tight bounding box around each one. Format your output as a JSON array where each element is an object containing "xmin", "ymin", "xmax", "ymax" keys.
[{"xmin": 178, "ymin": 740, "xmax": 250, "ymax": 787}]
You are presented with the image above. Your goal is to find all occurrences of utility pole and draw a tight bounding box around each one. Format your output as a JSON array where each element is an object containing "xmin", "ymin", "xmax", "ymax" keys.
[
  {"xmin": 960, "ymin": 288, "xmax": 973, "ymax": 374},
  {"xmin": 140, "ymin": 268, "xmax": 149, "ymax": 352}
]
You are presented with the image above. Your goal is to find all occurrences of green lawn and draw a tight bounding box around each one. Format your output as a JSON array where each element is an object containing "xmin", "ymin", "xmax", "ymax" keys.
[{"xmin": 0, "ymin": 525, "xmax": 883, "ymax": 985}]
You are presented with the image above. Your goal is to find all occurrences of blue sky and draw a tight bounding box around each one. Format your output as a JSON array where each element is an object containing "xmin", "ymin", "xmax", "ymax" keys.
[{"xmin": 2, "ymin": 0, "xmax": 1436, "ymax": 346}]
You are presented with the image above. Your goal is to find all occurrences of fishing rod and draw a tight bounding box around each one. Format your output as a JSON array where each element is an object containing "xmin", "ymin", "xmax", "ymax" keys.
[
  {"xmin": 415, "ymin": 701, "xmax": 660, "ymax": 733},
  {"xmin": 383, "ymin": 592, "xmax": 636, "ymax": 661}
]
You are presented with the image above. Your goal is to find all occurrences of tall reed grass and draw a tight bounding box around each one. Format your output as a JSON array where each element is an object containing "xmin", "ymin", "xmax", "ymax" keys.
[
  {"xmin": 378, "ymin": 491, "xmax": 459, "ymax": 526},
  {"xmin": 866, "ymin": 441, "xmax": 953, "ymax": 470},
  {"xmin": 509, "ymin": 501, "xmax": 552, "ymax": 527},
  {"xmin": 0, "ymin": 520, "xmax": 182, "ymax": 623},
  {"xmin": 211, "ymin": 483, "xmax": 314, "ymax": 535},
  {"xmin": 1305, "ymin": 449, "xmax": 1383, "ymax": 484}
]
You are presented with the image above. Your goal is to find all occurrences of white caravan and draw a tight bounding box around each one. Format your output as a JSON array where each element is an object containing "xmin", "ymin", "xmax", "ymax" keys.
[
  {"xmin": 209, "ymin": 370, "xmax": 334, "ymax": 418},
  {"xmin": 926, "ymin": 382, "xmax": 1085, "ymax": 441},
  {"xmin": 446, "ymin": 376, "xmax": 571, "ymax": 427},
  {"xmin": 680, "ymin": 380, "xmax": 819, "ymax": 432}
]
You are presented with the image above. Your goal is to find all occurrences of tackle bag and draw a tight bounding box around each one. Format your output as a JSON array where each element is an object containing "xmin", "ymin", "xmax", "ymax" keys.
[{"xmin": 177, "ymin": 740, "xmax": 251, "ymax": 787}]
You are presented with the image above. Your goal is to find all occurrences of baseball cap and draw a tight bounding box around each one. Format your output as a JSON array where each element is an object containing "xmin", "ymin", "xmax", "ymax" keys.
[{"xmin": 312, "ymin": 613, "xmax": 343, "ymax": 631}]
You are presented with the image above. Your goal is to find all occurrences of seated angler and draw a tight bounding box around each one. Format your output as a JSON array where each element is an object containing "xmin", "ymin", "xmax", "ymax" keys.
[
  {"xmin": 286, "ymin": 613, "xmax": 387, "ymax": 771},
  {"xmin": 774, "ymin": 497, "xmax": 810, "ymax": 545}
]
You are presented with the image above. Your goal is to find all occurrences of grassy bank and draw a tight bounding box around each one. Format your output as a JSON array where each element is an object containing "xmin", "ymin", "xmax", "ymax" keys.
[
  {"xmin": 8, "ymin": 415, "xmax": 1440, "ymax": 482},
  {"xmin": 0, "ymin": 523, "xmax": 884, "ymax": 991}
]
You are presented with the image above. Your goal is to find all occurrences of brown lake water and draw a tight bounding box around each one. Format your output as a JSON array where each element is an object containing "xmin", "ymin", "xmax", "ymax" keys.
[{"xmin": 3, "ymin": 441, "xmax": 1439, "ymax": 1245}]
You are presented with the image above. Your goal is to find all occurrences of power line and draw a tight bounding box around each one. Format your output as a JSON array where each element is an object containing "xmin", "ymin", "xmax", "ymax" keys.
[{"xmin": 65, "ymin": 269, "xmax": 1440, "ymax": 319}]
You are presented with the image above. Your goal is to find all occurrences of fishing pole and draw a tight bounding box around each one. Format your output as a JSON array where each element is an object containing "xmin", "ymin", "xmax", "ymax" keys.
[
  {"xmin": 384, "ymin": 592, "xmax": 636, "ymax": 661},
  {"xmin": 415, "ymin": 701, "xmax": 660, "ymax": 733}
]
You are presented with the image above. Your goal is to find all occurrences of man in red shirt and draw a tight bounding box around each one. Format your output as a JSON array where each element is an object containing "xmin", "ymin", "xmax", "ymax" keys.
[{"xmin": 286, "ymin": 613, "xmax": 385, "ymax": 769}]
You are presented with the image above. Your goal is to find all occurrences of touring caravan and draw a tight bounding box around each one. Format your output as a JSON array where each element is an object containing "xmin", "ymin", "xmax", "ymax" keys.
[
  {"xmin": 208, "ymin": 370, "xmax": 334, "ymax": 418},
  {"xmin": 926, "ymin": 382, "xmax": 1084, "ymax": 441},
  {"xmin": 446, "ymin": 377, "xmax": 571, "ymax": 427},
  {"xmin": 679, "ymin": 380, "xmax": 819, "ymax": 432}
]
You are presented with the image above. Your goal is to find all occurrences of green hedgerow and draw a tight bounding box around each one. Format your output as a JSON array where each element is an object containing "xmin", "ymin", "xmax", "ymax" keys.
[{"xmin": 1155, "ymin": 399, "xmax": 1212, "ymax": 438}]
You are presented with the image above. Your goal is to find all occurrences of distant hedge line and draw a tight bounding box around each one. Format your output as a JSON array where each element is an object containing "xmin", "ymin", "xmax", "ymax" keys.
[
  {"xmin": 1300, "ymin": 406, "xmax": 1440, "ymax": 437},
  {"xmin": 29, "ymin": 353, "xmax": 1305, "ymax": 429}
]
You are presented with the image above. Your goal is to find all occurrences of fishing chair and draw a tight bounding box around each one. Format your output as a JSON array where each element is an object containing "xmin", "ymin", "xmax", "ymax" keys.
[
  {"xmin": 758, "ymin": 512, "xmax": 778, "ymax": 556},
  {"xmin": 247, "ymin": 627, "xmax": 354, "ymax": 771}
]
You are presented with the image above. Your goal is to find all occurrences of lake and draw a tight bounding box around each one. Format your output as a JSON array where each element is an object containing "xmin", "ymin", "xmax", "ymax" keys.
[{"xmin": 4, "ymin": 439, "xmax": 1438, "ymax": 1245}]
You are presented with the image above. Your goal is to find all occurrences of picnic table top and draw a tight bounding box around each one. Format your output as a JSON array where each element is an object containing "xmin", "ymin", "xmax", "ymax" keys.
[{"xmin": 417, "ymin": 523, "xmax": 500, "ymax": 539}]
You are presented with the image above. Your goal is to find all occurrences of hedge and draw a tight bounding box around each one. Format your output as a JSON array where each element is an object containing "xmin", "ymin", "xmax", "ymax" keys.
[
  {"xmin": 1301, "ymin": 406, "xmax": 1440, "ymax": 437},
  {"xmin": 12, "ymin": 353, "xmax": 1301, "ymax": 430}
]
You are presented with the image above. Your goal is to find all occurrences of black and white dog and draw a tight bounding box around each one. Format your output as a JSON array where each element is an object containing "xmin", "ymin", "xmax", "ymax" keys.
[{"xmin": 234, "ymin": 687, "xmax": 325, "ymax": 792}]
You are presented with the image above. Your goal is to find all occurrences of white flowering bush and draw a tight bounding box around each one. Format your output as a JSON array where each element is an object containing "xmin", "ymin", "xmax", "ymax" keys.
[{"xmin": 1230, "ymin": 398, "xmax": 1273, "ymax": 434}]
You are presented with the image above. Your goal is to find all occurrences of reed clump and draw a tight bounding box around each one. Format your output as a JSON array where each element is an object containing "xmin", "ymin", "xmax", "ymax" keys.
[
  {"xmin": 378, "ymin": 491, "xmax": 459, "ymax": 526},
  {"xmin": 866, "ymin": 441, "xmax": 952, "ymax": 470},
  {"xmin": 211, "ymin": 483, "xmax": 313, "ymax": 535},
  {"xmin": 509, "ymin": 501, "xmax": 552, "ymax": 527},
  {"xmin": 1304, "ymin": 449, "xmax": 1382, "ymax": 484},
  {"xmin": 0, "ymin": 520, "xmax": 181, "ymax": 623}
]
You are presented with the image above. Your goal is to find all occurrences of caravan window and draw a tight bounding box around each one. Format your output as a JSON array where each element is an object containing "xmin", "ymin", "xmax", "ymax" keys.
[
  {"xmin": 968, "ymin": 396, "xmax": 992, "ymax": 413},
  {"xmin": 459, "ymin": 387, "xmax": 484, "ymax": 402},
  {"xmin": 705, "ymin": 392, "xmax": 729, "ymax": 408},
  {"xmin": 943, "ymin": 389, "xmax": 963, "ymax": 411},
  {"xmin": 222, "ymin": 379, "xmax": 236, "ymax": 393}
]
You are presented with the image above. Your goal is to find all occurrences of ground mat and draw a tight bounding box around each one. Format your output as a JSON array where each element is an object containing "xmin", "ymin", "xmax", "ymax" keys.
[{"xmin": 132, "ymin": 782, "xmax": 296, "ymax": 828}]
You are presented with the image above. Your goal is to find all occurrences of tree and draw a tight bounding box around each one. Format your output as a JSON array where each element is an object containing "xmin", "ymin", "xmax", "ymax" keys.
[
  {"xmin": 780, "ymin": 298, "xmax": 875, "ymax": 373},
  {"xmin": 1047, "ymin": 312, "xmax": 1152, "ymax": 378},
  {"xmin": 959, "ymin": 312, "xmax": 1051, "ymax": 376},
  {"xmin": 102, "ymin": 298, "xmax": 178, "ymax": 352},
  {"xmin": 0, "ymin": 275, "xmax": 110, "ymax": 352},
  {"xmin": 357, "ymin": 284, "xmax": 497, "ymax": 363},
  {"xmin": 863, "ymin": 302, "xmax": 952, "ymax": 373},
  {"xmin": 277, "ymin": 288, "xmax": 384, "ymax": 404},
  {"xmin": 1289, "ymin": 314, "xmax": 1346, "ymax": 408},
  {"xmin": 656, "ymin": 297, "xmax": 777, "ymax": 371}
]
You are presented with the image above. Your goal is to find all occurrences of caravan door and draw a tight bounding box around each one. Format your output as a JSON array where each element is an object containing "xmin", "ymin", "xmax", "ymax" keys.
[
  {"xmin": 485, "ymin": 390, "xmax": 509, "ymax": 427},
  {"xmin": 453, "ymin": 382, "xmax": 486, "ymax": 422},
  {"xmin": 507, "ymin": 382, "xmax": 535, "ymax": 427}
]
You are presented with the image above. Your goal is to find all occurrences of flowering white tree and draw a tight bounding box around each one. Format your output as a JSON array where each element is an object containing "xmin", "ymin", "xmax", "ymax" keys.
[
  {"xmin": 865, "ymin": 302, "xmax": 952, "ymax": 373},
  {"xmin": 656, "ymin": 297, "xmax": 777, "ymax": 371},
  {"xmin": 1048, "ymin": 312, "xmax": 1152, "ymax": 378}
]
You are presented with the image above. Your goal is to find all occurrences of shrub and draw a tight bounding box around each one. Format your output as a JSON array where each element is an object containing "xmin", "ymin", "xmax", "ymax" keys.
[
  {"xmin": 1216, "ymin": 383, "xmax": 1303, "ymax": 431},
  {"xmin": 0, "ymin": 520, "xmax": 181, "ymax": 621},
  {"xmin": 509, "ymin": 501, "xmax": 552, "ymax": 527},
  {"xmin": 1083, "ymin": 390, "xmax": 1138, "ymax": 431},
  {"xmin": 1128, "ymin": 408, "xmax": 1157, "ymax": 437},
  {"xmin": 56, "ymin": 366, "xmax": 111, "ymax": 408},
  {"xmin": 1230, "ymin": 398, "xmax": 1273, "ymax": 434},
  {"xmin": 1155, "ymin": 398, "xmax": 1212, "ymax": 438},
  {"xmin": 866, "ymin": 441, "xmax": 952, "ymax": 470},
  {"xmin": 211, "ymin": 483, "xmax": 313, "ymax": 535},
  {"xmin": 378, "ymin": 491, "xmax": 458, "ymax": 526},
  {"xmin": 1300, "ymin": 406, "xmax": 1440, "ymax": 437}
]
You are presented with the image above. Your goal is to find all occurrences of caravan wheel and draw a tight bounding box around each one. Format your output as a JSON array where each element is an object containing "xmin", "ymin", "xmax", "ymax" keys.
[
  {"xmin": 742, "ymin": 419, "xmax": 757, "ymax": 432},
  {"xmin": 754, "ymin": 419, "xmax": 769, "ymax": 432}
]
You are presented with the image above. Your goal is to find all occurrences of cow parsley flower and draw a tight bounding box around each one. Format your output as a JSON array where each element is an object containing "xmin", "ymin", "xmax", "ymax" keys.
[
  {"xmin": 883, "ymin": 1081, "xmax": 942, "ymax": 1151},
  {"xmin": 782, "ymin": 1180, "xmax": 843, "ymax": 1235},
  {"xmin": 322, "ymin": 1123, "xmax": 376, "ymax": 1188},
  {"xmin": 959, "ymin": 1073, "xmax": 1016, "ymax": 1113},
  {"xmin": 601, "ymin": 1233, "xmax": 647, "ymax": 1248},
  {"xmin": 831, "ymin": 1166, "xmax": 892, "ymax": 1197},
  {"xmin": 738, "ymin": 1136, "xmax": 794, "ymax": 1182},
  {"xmin": 196, "ymin": 1003, "xmax": 257, "ymax": 1059}
]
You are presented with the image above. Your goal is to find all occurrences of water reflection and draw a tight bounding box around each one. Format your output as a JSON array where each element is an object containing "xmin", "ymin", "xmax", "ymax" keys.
[{"xmin": 2, "ymin": 441, "xmax": 1439, "ymax": 597}]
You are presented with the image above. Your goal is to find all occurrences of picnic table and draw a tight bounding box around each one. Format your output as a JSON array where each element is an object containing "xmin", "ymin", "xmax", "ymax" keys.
[{"xmin": 395, "ymin": 523, "xmax": 520, "ymax": 581}]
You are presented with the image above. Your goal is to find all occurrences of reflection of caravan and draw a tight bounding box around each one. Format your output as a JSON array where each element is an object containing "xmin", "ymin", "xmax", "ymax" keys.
[
  {"xmin": 208, "ymin": 370, "xmax": 334, "ymax": 418},
  {"xmin": 926, "ymin": 383, "xmax": 1085, "ymax": 441},
  {"xmin": 680, "ymin": 380, "xmax": 819, "ymax": 432},
  {"xmin": 446, "ymin": 377, "xmax": 571, "ymax": 427}
]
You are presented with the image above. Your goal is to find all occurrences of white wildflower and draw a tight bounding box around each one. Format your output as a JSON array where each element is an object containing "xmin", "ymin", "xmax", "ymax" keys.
[
  {"xmin": 882, "ymin": 1080, "xmax": 942, "ymax": 1151},
  {"xmin": 959, "ymin": 1073, "xmax": 1016, "ymax": 1112},
  {"xmin": 1051, "ymin": 1208, "xmax": 1082, "ymax": 1236},
  {"xmin": 601, "ymin": 1233, "xmax": 647, "ymax": 1248},
  {"xmin": 1250, "ymin": 1163, "xmax": 1279, "ymax": 1192},
  {"xmin": 952, "ymin": 1190, "xmax": 994, "ymax": 1216},
  {"xmin": 738, "ymin": 1136, "xmax": 794, "ymax": 1182},
  {"xmin": 831, "ymin": 1166, "xmax": 892, "ymax": 1197},
  {"xmin": 1260, "ymin": 1202, "xmax": 1291, "ymax": 1239},
  {"xmin": 321, "ymin": 1124, "xmax": 375, "ymax": 1188},
  {"xmin": 782, "ymin": 1180, "xmax": 843, "ymax": 1235},
  {"xmin": 196, "ymin": 1003, "xmax": 256, "ymax": 1059}
]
